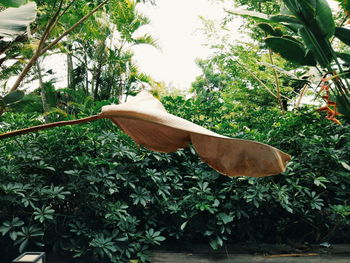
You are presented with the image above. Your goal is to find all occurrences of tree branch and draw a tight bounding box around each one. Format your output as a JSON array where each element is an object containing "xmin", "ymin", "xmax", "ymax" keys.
[
  {"xmin": 8, "ymin": 0, "xmax": 110, "ymax": 93},
  {"xmin": 40, "ymin": 0, "xmax": 110, "ymax": 56},
  {"xmin": 0, "ymin": 115, "xmax": 103, "ymax": 139}
]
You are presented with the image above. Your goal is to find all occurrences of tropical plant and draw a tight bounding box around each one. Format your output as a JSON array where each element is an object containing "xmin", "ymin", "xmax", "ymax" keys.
[
  {"xmin": 0, "ymin": 90, "xmax": 24, "ymax": 115},
  {"xmin": 0, "ymin": 2, "xmax": 37, "ymax": 114},
  {"xmin": 229, "ymin": 0, "xmax": 350, "ymax": 123}
]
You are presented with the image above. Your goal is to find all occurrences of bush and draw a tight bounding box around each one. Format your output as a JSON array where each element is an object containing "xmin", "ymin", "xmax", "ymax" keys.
[{"xmin": 0, "ymin": 98, "xmax": 349, "ymax": 262}]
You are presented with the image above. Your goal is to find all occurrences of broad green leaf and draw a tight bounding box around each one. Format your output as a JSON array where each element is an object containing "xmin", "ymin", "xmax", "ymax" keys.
[
  {"xmin": 2, "ymin": 90, "xmax": 24, "ymax": 104},
  {"xmin": 265, "ymin": 36, "xmax": 316, "ymax": 66},
  {"xmin": 257, "ymin": 23, "xmax": 282, "ymax": 36},
  {"xmin": 226, "ymin": 9, "xmax": 270, "ymax": 23},
  {"xmin": 299, "ymin": 0, "xmax": 317, "ymax": 18},
  {"xmin": 0, "ymin": 0, "xmax": 27, "ymax": 7},
  {"xmin": 0, "ymin": 2, "xmax": 37, "ymax": 38},
  {"xmin": 336, "ymin": 95, "xmax": 350, "ymax": 122},
  {"xmin": 299, "ymin": 27, "xmax": 332, "ymax": 67},
  {"xmin": 315, "ymin": 0, "xmax": 335, "ymax": 38},
  {"xmin": 336, "ymin": 52, "xmax": 350, "ymax": 64},
  {"xmin": 282, "ymin": 0, "xmax": 299, "ymax": 16},
  {"xmin": 335, "ymin": 27, "xmax": 350, "ymax": 46},
  {"xmin": 269, "ymin": 14, "xmax": 301, "ymax": 24},
  {"xmin": 283, "ymin": 0, "xmax": 316, "ymax": 18},
  {"xmin": 282, "ymin": 35, "xmax": 303, "ymax": 44}
]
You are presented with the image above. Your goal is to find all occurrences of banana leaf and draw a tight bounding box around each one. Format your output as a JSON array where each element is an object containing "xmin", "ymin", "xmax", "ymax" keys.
[
  {"xmin": 298, "ymin": 27, "xmax": 332, "ymax": 67},
  {"xmin": 0, "ymin": 0, "xmax": 27, "ymax": 7},
  {"xmin": 336, "ymin": 52, "xmax": 350, "ymax": 65},
  {"xmin": 265, "ymin": 36, "xmax": 317, "ymax": 66},
  {"xmin": 2, "ymin": 90, "xmax": 24, "ymax": 104},
  {"xmin": 269, "ymin": 14, "xmax": 301, "ymax": 24},
  {"xmin": 315, "ymin": 0, "xmax": 335, "ymax": 38},
  {"xmin": 336, "ymin": 94, "xmax": 350, "ymax": 122},
  {"xmin": 226, "ymin": 9, "xmax": 270, "ymax": 23},
  {"xmin": 335, "ymin": 27, "xmax": 350, "ymax": 46},
  {"xmin": 0, "ymin": 2, "xmax": 37, "ymax": 39},
  {"xmin": 257, "ymin": 23, "xmax": 282, "ymax": 37}
]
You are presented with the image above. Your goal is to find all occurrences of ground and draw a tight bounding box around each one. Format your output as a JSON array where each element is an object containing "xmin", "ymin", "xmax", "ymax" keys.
[{"xmin": 48, "ymin": 244, "xmax": 350, "ymax": 263}]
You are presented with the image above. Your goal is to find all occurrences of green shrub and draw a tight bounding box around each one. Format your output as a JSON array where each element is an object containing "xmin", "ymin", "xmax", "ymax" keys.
[{"xmin": 0, "ymin": 98, "xmax": 349, "ymax": 262}]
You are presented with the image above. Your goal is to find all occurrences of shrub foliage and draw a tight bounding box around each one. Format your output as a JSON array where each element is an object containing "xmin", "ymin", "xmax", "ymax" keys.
[{"xmin": 0, "ymin": 97, "xmax": 350, "ymax": 262}]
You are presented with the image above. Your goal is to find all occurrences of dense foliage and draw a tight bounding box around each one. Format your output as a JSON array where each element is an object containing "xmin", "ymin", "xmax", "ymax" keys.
[{"xmin": 1, "ymin": 97, "xmax": 350, "ymax": 262}]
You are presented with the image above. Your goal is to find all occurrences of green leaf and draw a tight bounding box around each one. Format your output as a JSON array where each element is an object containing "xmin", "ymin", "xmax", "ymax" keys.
[
  {"xmin": 315, "ymin": 0, "xmax": 335, "ymax": 38},
  {"xmin": 0, "ymin": 2, "xmax": 37, "ymax": 39},
  {"xmin": 265, "ymin": 36, "xmax": 316, "ymax": 66},
  {"xmin": 282, "ymin": 35, "xmax": 303, "ymax": 44},
  {"xmin": 341, "ymin": 161, "xmax": 350, "ymax": 171},
  {"xmin": 269, "ymin": 14, "xmax": 301, "ymax": 24},
  {"xmin": 0, "ymin": 225, "xmax": 10, "ymax": 235},
  {"xmin": 9, "ymin": 231, "xmax": 18, "ymax": 240},
  {"xmin": 336, "ymin": 95, "xmax": 350, "ymax": 122},
  {"xmin": 299, "ymin": 0, "xmax": 317, "ymax": 18},
  {"xmin": 209, "ymin": 238, "xmax": 218, "ymax": 250},
  {"xmin": 283, "ymin": 0, "xmax": 315, "ymax": 18},
  {"xmin": 0, "ymin": 0, "xmax": 27, "ymax": 7},
  {"xmin": 218, "ymin": 213, "xmax": 234, "ymax": 224},
  {"xmin": 19, "ymin": 238, "xmax": 28, "ymax": 253},
  {"xmin": 2, "ymin": 90, "xmax": 24, "ymax": 104},
  {"xmin": 298, "ymin": 27, "xmax": 332, "ymax": 67},
  {"xmin": 180, "ymin": 221, "xmax": 188, "ymax": 231},
  {"xmin": 226, "ymin": 9, "xmax": 270, "ymax": 23},
  {"xmin": 154, "ymin": 236, "xmax": 166, "ymax": 242},
  {"xmin": 335, "ymin": 27, "xmax": 350, "ymax": 46},
  {"xmin": 336, "ymin": 52, "xmax": 350, "ymax": 64},
  {"xmin": 257, "ymin": 23, "xmax": 282, "ymax": 37}
]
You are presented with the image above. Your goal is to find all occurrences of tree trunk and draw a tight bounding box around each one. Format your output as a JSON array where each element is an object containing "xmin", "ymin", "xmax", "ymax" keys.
[
  {"xmin": 268, "ymin": 50, "xmax": 284, "ymax": 111},
  {"xmin": 84, "ymin": 51, "xmax": 89, "ymax": 94},
  {"xmin": 36, "ymin": 61, "xmax": 49, "ymax": 122},
  {"xmin": 67, "ymin": 45, "xmax": 74, "ymax": 89},
  {"xmin": 93, "ymin": 62, "xmax": 102, "ymax": 100}
]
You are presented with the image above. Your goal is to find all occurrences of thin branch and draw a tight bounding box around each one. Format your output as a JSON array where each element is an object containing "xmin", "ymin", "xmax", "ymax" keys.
[
  {"xmin": 268, "ymin": 50, "xmax": 283, "ymax": 110},
  {"xmin": 0, "ymin": 115, "xmax": 103, "ymax": 139},
  {"xmin": 58, "ymin": 0, "xmax": 77, "ymax": 21},
  {"xmin": 8, "ymin": 0, "xmax": 110, "ymax": 93},
  {"xmin": 45, "ymin": 0, "xmax": 78, "ymax": 43},
  {"xmin": 39, "ymin": 0, "xmax": 65, "ymax": 51},
  {"xmin": 236, "ymin": 60, "xmax": 277, "ymax": 99},
  {"xmin": 40, "ymin": 0, "xmax": 110, "ymax": 56}
]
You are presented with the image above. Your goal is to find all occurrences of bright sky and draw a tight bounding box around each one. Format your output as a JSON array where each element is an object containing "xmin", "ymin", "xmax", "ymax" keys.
[
  {"xmin": 7, "ymin": 0, "xmax": 236, "ymax": 93},
  {"xmin": 132, "ymin": 0, "xmax": 237, "ymax": 90}
]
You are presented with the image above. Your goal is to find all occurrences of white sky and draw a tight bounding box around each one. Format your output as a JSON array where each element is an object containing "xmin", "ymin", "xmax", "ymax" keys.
[{"xmin": 132, "ymin": 0, "xmax": 238, "ymax": 90}]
